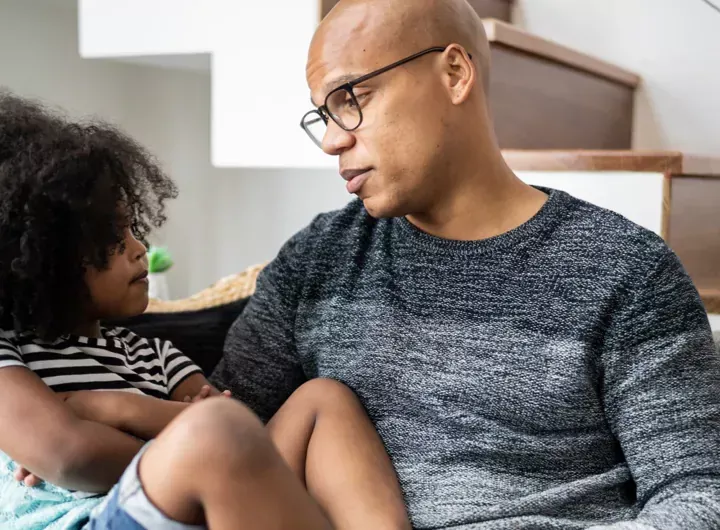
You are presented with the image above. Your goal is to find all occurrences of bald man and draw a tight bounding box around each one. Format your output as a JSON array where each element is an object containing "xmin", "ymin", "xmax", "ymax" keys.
[{"xmin": 213, "ymin": 0, "xmax": 720, "ymax": 528}]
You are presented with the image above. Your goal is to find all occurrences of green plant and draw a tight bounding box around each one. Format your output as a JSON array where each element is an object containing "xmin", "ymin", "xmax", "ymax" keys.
[{"xmin": 148, "ymin": 246, "xmax": 173, "ymax": 274}]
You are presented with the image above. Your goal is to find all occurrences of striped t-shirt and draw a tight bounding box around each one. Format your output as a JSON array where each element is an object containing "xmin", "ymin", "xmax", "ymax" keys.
[
  {"xmin": 0, "ymin": 327, "xmax": 202, "ymax": 398},
  {"xmin": 0, "ymin": 327, "xmax": 203, "ymax": 524}
]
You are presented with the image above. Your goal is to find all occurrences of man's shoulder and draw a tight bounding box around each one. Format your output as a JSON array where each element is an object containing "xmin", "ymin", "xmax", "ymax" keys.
[
  {"xmin": 558, "ymin": 192, "xmax": 675, "ymax": 276},
  {"xmin": 264, "ymin": 199, "xmax": 376, "ymax": 277}
]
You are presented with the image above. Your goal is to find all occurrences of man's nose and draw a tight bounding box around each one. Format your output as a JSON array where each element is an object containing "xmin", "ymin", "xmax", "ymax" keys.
[{"xmin": 321, "ymin": 120, "xmax": 356, "ymax": 155}]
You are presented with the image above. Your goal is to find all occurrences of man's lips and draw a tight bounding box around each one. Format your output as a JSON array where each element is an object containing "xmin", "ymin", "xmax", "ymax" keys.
[{"xmin": 341, "ymin": 168, "xmax": 372, "ymax": 194}]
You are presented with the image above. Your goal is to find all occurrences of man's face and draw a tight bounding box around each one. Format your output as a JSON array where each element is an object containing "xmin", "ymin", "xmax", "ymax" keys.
[{"xmin": 306, "ymin": 20, "xmax": 451, "ymax": 218}]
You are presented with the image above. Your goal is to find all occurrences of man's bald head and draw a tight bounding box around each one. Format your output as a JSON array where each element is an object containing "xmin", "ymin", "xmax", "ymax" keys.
[
  {"xmin": 311, "ymin": 0, "xmax": 491, "ymax": 94},
  {"xmin": 304, "ymin": 0, "xmax": 499, "ymax": 221}
]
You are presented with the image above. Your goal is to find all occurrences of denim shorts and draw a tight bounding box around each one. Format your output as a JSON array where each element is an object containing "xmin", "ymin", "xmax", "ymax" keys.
[{"xmin": 85, "ymin": 444, "xmax": 205, "ymax": 530}]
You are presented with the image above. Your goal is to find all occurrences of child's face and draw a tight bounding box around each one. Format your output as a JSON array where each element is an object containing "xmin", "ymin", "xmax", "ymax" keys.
[{"xmin": 84, "ymin": 228, "xmax": 150, "ymax": 320}]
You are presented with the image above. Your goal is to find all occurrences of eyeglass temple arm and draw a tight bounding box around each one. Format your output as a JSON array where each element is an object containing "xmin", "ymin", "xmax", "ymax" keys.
[{"xmin": 348, "ymin": 47, "xmax": 473, "ymax": 87}]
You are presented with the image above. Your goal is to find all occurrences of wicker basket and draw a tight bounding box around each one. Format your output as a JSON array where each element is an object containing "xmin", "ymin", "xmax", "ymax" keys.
[{"xmin": 145, "ymin": 263, "xmax": 266, "ymax": 313}]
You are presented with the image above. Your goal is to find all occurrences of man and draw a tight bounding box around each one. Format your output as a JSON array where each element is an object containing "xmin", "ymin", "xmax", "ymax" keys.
[{"xmin": 212, "ymin": 0, "xmax": 720, "ymax": 528}]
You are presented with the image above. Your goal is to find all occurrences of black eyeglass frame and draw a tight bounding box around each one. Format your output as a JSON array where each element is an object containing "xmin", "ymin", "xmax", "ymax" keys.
[{"xmin": 300, "ymin": 45, "xmax": 472, "ymax": 147}]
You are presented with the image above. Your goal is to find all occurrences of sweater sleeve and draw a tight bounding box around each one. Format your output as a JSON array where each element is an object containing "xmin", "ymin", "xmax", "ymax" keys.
[
  {"xmin": 594, "ymin": 249, "xmax": 720, "ymax": 530},
  {"xmin": 210, "ymin": 222, "xmax": 316, "ymax": 422}
]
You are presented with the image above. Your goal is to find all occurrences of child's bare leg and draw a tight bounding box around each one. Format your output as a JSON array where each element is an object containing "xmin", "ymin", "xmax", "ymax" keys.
[
  {"xmin": 268, "ymin": 378, "xmax": 411, "ymax": 530},
  {"xmin": 136, "ymin": 398, "xmax": 332, "ymax": 530}
]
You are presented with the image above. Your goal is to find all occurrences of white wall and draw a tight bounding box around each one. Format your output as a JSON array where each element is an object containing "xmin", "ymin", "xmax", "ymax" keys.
[
  {"xmin": 513, "ymin": 0, "xmax": 720, "ymax": 155},
  {"xmin": 710, "ymin": 315, "xmax": 720, "ymax": 331},
  {"xmin": 211, "ymin": 168, "xmax": 348, "ymax": 279},
  {"xmin": 123, "ymin": 73, "xmax": 348, "ymax": 289},
  {"xmin": 121, "ymin": 69, "xmax": 221, "ymax": 297},
  {"xmin": 0, "ymin": 0, "xmax": 224, "ymax": 297},
  {"xmin": 211, "ymin": 0, "xmax": 332, "ymax": 169},
  {"xmin": 1, "ymin": 0, "xmax": 348, "ymax": 298},
  {"xmin": 0, "ymin": 0, "xmax": 137, "ymax": 130}
]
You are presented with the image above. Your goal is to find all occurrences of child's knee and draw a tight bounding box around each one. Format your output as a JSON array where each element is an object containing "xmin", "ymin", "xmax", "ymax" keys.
[
  {"xmin": 164, "ymin": 398, "xmax": 271, "ymax": 466},
  {"xmin": 294, "ymin": 378, "xmax": 361, "ymax": 409}
]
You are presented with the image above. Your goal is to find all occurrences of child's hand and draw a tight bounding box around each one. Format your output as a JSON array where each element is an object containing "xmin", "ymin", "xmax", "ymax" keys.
[
  {"xmin": 183, "ymin": 385, "xmax": 232, "ymax": 403},
  {"xmin": 14, "ymin": 466, "xmax": 42, "ymax": 487}
]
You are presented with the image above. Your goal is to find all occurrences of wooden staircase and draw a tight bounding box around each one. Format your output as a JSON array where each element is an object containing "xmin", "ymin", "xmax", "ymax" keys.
[{"xmin": 484, "ymin": 19, "xmax": 638, "ymax": 150}]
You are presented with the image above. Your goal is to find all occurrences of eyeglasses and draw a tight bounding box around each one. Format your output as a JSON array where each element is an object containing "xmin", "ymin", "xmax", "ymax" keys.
[{"xmin": 300, "ymin": 46, "xmax": 471, "ymax": 148}]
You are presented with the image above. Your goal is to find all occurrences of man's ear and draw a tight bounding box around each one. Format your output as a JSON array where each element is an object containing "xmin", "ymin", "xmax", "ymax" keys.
[{"xmin": 441, "ymin": 44, "xmax": 476, "ymax": 105}]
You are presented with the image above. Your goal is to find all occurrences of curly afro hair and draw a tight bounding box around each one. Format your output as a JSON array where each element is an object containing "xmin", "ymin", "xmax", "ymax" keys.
[{"xmin": 0, "ymin": 91, "xmax": 178, "ymax": 340}]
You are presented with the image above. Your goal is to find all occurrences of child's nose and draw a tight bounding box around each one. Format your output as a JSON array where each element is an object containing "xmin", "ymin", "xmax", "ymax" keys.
[{"xmin": 126, "ymin": 232, "xmax": 147, "ymax": 261}]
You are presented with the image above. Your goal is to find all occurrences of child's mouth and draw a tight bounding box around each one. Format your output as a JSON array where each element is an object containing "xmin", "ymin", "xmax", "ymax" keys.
[{"xmin": 130, "ymin": 270, "xmax": 149, "ymax": 284}]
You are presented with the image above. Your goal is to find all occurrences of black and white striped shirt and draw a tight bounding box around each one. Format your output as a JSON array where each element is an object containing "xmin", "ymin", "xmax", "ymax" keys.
[{"xmin": 0, "ymin": 327, "xmax": 201, "ymax": 398}]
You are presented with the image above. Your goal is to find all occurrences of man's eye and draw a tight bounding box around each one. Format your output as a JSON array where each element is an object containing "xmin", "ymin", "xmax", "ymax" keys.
[{"xmin": 351, "ymin": 92, "xmax": 370, "ymax": 106}]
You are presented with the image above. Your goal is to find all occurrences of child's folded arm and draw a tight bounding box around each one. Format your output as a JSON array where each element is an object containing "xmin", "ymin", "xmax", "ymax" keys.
[
  {"xmin": 62, "ymin": 390, "xmax": 191, "ymax": 440},
  {"xmin": 0, "ymin": 366, "xmax": 144, "ymax": 493}
]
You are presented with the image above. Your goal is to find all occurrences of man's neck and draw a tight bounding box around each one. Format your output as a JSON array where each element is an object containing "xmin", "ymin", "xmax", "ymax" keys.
[{"xmin": 406, "ymin": 165, "xmax": 548, "ymax": 242}]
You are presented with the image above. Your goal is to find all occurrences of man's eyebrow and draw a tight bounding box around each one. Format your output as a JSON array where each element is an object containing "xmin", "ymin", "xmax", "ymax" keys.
[
  {"xmin": 311, "ymin": 73, "xmax": 361, "ymax": 107},
  {"xmin": 324, "ymin": 74, "xmax": 359, "ymax": 93}
]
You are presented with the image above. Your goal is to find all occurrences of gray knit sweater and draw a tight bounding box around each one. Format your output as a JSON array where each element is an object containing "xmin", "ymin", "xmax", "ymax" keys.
[{"xmin": 212, "ymin": 188, "xmax": 720, "ymax": 530}]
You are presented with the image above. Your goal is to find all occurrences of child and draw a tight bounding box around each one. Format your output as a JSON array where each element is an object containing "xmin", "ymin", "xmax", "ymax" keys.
[{"xmin": 0, "ymin": 91, "xmax": 410, "ymax": 530}]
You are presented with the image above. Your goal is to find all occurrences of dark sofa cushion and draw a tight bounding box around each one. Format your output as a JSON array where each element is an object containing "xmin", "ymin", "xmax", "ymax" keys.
[{"xmin": 106, "ymin": 297, "xmax": 250, "ymax": 375}]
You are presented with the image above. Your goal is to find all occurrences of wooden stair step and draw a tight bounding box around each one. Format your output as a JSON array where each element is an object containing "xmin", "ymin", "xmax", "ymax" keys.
[{"xmin": 487, "ymin": 20, "xmax": 640, "ymax": 150}]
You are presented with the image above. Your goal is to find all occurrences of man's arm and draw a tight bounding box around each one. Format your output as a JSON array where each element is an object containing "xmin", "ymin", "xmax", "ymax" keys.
[
  {"xmin": 591, "ymin": 250, "xmax": 720, "ymax": 530},
  {"xmin": 211, "ymin": 226, "xmax": 312, "ymax": 422}
]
